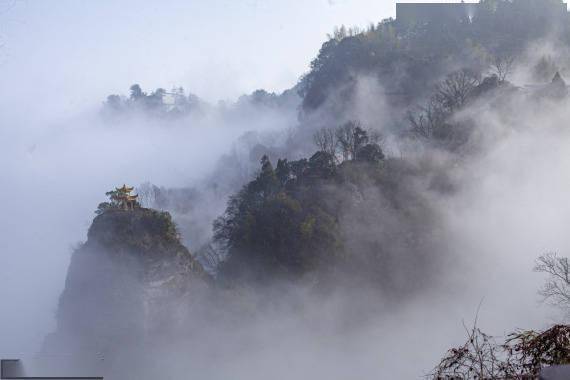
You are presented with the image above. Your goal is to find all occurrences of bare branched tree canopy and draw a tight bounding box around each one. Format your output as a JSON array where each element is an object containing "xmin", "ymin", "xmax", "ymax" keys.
[
  {"xmin": 313, "ymin": 127, "xmax": 337, "ymax": 158},
  {"xmin": 408, "ymin": 69, "xmax": 481, "ymax": 143},
  {"xmin": 312, "ymin": 121, "xmax": 385, "ymax": 164},
  {"xmin": 434, "ymin": 69, "xmax": 481, "ymax": 113},
  {"xmin": 431, "ymin": 321, "xmax": 570, "ymax": 379},
  {"xmin": 491, "ymin": 53, "xmax": 516, "ymax": 82},
  {"xmin": 407, "ymin": 100, "xmax": 447, "ymax": 140},
  {"xmin": 431, "ymin": 321, "xmax": 510, "ymax": 379},
  {"xmin": 534, "ymin": 253, "xmax": 570, "ymax": 312},
  {"xmin": 335, "ymin": 121, "xmax": 359, "ymax": 161}
]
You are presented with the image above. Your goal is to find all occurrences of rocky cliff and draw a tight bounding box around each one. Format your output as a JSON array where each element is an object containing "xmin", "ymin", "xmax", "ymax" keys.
[{"xmin": 43, "ymin": 208, "xmax": 209, "ymax": 376}]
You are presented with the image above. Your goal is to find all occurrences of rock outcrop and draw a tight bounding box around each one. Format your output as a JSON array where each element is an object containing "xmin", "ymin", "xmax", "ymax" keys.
[{"xmin": 43, "ymin": 208, "xmax": 209, "ymax": 376}]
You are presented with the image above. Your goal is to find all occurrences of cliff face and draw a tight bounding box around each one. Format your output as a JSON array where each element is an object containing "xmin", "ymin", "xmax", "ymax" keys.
[{"xmin": 43, "ymin": 208, "xmax": 209, "ymax": 372}]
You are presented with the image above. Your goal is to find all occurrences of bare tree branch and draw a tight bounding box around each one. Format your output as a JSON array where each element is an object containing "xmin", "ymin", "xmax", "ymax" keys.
[
  {"xmin": 313, "ymin": 127, "xmax": 337, "ymax": 159},
  {"xmin": 491, "ymin": 53, "xmax": 516, "ymax": 83},
  {"xmin": 534, "ymin": 253, "xmax": 570, "ymax": 312}
]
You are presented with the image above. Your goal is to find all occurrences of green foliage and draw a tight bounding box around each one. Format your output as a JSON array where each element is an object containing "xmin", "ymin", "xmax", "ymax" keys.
[
  {"xmin": 314, "ymin": 121, "xmax": 384, "ymax": 163},
  {"xmin": 298, "ymin": 21, "xmax": 405, "ymax": 111},
  {"xmin": 95, "ymin": 186, "xmax": 141, "ymax": 214},
  {"xmin": 95, "ymin": 202, "xmax": 112, "ymax": 215},
  {"xmin": 89, "ymin": 207, "xmax": 182, "ymax": 253},
  {"xmin": 129, "ymin": 84, "xmax": 145, "ymax": 99},
  {"xmin": 214, "ymin": 142, "xmax": 442, "ymax": 291},
  {"xmin": 298, "ymin": 0, "xmax": 570, "ymax": 113},
  {"xmin": 103, "ymin": 84, "xmax": 203, "ymax": 119},
  {"xmin": 214, "ymin": 126, "xmax": 416, "ymax": 285},
  {"xmin": 214, "ymin": 153, "xmax": 347, "ymax": 282},
  {"xmin": 356, "ymin": 143, "xmax": 385, "ymax": 163}
]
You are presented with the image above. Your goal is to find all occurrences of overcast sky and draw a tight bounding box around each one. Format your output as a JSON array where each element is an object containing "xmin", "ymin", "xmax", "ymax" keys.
[{"xmin": 0, "ymin": 0, "xmax": 478, "ymax": 112}]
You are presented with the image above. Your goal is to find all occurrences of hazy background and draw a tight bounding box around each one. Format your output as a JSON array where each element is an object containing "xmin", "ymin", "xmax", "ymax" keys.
[
  {"xmin": 0, "ymin": 0, "xmax": 478, "ymax": 109},
  {"xmin": 0, "ymin": 0, "xmax": 402, "ymax": 358},
  {"xmin": 0, "ymin": 1, "xmax": 557, "ymax": 378}
]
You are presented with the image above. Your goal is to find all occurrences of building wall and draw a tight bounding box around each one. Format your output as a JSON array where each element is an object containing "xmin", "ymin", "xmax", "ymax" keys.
[
  {"xmin": 396, "ymin": 2, "xmax": 568, "ymax": 26},
  {"xmin": 396, "ymin": 3, "xmax": 479, "ymax": 26}
]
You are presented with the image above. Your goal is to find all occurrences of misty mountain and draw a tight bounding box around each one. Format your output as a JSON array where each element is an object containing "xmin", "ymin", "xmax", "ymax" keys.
[
  {"xmin": 33, "ymin": 1, "xmax": 570, "ymax": 378},
  {"xmin": 91, "ymin": 1, "xmax": 570, "ymax": 293},
  {"xmin": 102, "ymin": 84, "xmax": 301, "ymax": 123},
  {"xmin": 214, "ymin": 139, "xmax": 444, "ymax": 294},
  {"xmin": 43, "ymin": 207, "xmax": 209, "ymax": 376},
  {"xmin": 298, "ymin": 0, "xmax": 570, "ymax": 118}
]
